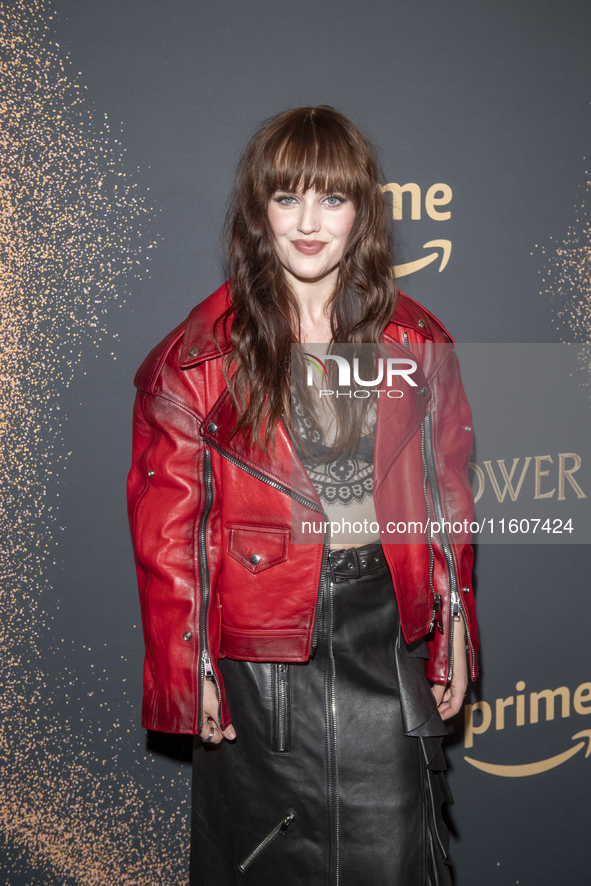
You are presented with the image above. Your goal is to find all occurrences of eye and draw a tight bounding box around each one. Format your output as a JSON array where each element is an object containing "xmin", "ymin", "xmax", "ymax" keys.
[
  {"xmin": 272, "ymin": 193, "xmax": 298, "ymax": 206},
  {"xmin": 323, "ymin": 194, "xmax": 348, "ymax": 206}
]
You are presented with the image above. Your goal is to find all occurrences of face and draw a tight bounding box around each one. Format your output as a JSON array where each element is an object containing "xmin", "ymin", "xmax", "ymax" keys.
[{"xmin": 267, "ymin": 187, "xmax": 356, "ymax": 288}]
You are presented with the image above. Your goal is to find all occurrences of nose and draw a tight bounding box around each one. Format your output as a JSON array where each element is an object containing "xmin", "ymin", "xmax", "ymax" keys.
[{"xmin": 297, "ymin": 196, "xmax": 321, "ymax": 235}]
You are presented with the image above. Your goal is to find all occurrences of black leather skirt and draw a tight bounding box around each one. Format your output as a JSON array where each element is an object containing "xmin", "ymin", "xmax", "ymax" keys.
[{"xmin": 190, "ymin": 542, "xmax": 454, "ymax": 885}]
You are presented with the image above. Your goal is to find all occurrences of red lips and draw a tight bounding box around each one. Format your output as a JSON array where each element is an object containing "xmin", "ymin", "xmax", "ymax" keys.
[{"xmin": 291, "ymin": 240, "xmax": 327, "ymax": 255}]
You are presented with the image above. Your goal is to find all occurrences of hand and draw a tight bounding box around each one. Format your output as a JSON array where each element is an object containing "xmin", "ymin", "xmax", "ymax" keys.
[
  {"xmin": 199, "ymin": 676, "xmax": 237, "ymax": 744},
  {"xmin": 431, "ymin": 618, "xmax": 468, "ymax": 721}
]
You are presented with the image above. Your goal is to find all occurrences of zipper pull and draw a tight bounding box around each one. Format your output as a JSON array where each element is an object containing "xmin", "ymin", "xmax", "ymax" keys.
[
  {"xmin": 402, "ymin": 330, "xmax": 410, "ymax": 349},
  {"xmin": 202, "ymin": 650, "xmax": 214, "ymax": 680},
  {"xmin": 428, "ymin": 592, "xmax": 443, "ymax": 634},
  {"xmin": 450, "ymin": 588, "xmax": 460, "ymax": 619},
  {"xmin": 279, "ymin": 811, "xmax": 296, "ymax": 834}
]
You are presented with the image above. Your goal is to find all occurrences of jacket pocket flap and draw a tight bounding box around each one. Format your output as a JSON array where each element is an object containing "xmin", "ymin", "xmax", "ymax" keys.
[{"xmin": 226, "ymin": 524, "xmax": 289, "ymax": 574}]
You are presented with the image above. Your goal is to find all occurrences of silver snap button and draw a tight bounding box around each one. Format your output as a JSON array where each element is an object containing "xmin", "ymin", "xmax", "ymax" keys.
[
  {"xmin": 188, "ymin": 347, "xmax": 199, "ymax": 357},
  {"xmin": 462, "ymin": 586, "xmax": 470, "ymax": 594},
  {"xmin": 147, "ymin": 470, "xmax": 155, "ymax": 478},
  {"xmin": 464, "ymin": 425, "xmax": 472, "ymax": 432},
  {"xmin": 418, "ymin": 318, "xmax": 426, "ymax": 329},
  {"xmin": 207, "ymin": 423, "xmax": 218, "ymax": 433},
  {"xmin": 249, "ymin": 554, "xmax": 260, "ymax": 565},
  {"xmin": 182, "ymin": 632, "xmax": 192, "ymax": 641}
]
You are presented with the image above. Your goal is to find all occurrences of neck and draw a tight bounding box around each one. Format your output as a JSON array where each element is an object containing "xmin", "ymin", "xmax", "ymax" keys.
[{"xmin": 286, "ymin": 267, "xmax": 338, "ymax": 344}]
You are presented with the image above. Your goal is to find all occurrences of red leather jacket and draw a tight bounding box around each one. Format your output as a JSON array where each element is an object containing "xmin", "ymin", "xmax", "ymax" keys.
[{"xmin": 127, "ymin": 283, "xmax": 479, "ymax": 734}]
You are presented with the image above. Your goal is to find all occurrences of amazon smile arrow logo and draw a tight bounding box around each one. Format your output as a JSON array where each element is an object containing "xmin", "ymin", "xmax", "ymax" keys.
[
  {"xmin": 393, "ymin": 240, "xmax": 452, "ymax": 278},
  {"xmin": 381, "ymin": 181, "xmax": 453, "ymax": 277},
  {"xmin": 465, "ymin": 730, "xmax": 591, "ymax": 777},
  {"xmin": 464, "ymin": 679, "xmax": 591, "ymax": 776}
]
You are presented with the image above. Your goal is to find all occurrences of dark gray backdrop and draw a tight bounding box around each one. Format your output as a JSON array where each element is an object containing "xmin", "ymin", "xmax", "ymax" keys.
[{"xmin": 1, "ymin": 0, "xmax": 590, "ymax": 883}]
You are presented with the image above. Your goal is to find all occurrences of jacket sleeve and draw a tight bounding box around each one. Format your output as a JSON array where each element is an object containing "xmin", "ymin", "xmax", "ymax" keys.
[
  {"xmin": 127, "ymin": 387, "xmax": 227, "ymax": 734},
  {"xmin": 425, "ymin": 348, "xmax": 479, "ymax": 683}
]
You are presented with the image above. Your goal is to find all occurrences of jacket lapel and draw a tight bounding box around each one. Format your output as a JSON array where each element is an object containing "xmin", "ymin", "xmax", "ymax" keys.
[{"xmin": 200, "ymin": 388, "xmax": 321, "ymax": 507}]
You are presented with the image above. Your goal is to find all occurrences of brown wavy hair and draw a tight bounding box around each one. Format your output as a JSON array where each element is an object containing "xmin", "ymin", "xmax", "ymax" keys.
[{"xmin": 217, "ymin": 105, "xmax": 397, "ymax": 448}]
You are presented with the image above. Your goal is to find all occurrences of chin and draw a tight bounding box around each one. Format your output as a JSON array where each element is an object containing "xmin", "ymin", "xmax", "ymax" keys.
[{"xmin": 290, "ymin": 261, "xmax": 331, "ymax": 280}]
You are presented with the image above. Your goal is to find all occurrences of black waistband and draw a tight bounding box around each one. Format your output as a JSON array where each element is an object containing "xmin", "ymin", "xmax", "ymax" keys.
[{"xmin": 328, "ymin": 542, "xmax": 387, "ymax": 582}]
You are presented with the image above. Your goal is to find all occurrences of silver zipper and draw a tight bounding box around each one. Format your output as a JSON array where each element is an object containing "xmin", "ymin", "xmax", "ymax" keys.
[
  {"xmin": 274, "ymin": 663, "xmax": 290, "ymax": 753},
  {"xmin": 206, "ymin": 438, "xmax": 329, "ymax": 654},
  {"xmin": 403, "ymin": 333, "xmax": 473, "ymax": 674},
  {"xmin": 311, "ymin": 522, "xmax": 330, "ymax": 653},
  {"xmin": 450, "ymin": 588, "xmax": 475, "ymax": 681},
  {"xmin": 238, "ymin": 809, "xmax": 297, "ymax": 872},
  {"xmin": 407, "ymin": 333, "xmax": 441, "ymax": 638},
  {"xmin": 420, "ymin": 422, "xmax": 441, "ymax": 635},
  {"xmin": 422, "ymin": 413, "xmax": 476, "ymax": 681},
  {"xmin": 325, "ymin": 572, "xmax": 340, "ymax": 885},
  {"xmin": 457, "ymin": 598, "xmax": 475, "ymax": 679},
  {"xmin": 277, "ymin": 664, "xmax": 288, "ymax": 752},
  {"xmin": 207, "ymin": 439, "xmax": 323, "ymax": 511},
  {"xmin": 198, "ymin": 449, "xmax": 222, "ymax": 731},
  {"xmin": 201, "ymin": 649, "xmax": 217, "ymax": 682}
]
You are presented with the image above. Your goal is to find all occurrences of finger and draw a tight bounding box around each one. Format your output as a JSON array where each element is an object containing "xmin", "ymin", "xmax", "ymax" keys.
[
  {"xmin": 448, "ymin": 691, "xmax": 466, "ymax": 718},
  {"xmin": 209, "ymin": 725, "xmax": 223, "ymax": 745},
  {"xmin": 202, "ymin": 716, "xmax": 237, "ymax": 744},
  {"xmin": 199, "ymin": 720, "xmax": 214, "ymax": 742},
  {"xmin": 431, "ymin": 684, "xmax": 445, "ymax": 705},
  {"xmin": 435, "ymin": 694, "xmax": 455, "ymax": 719},
  {"xmin": 436, "ymin": 691, "xmax": 450, "ymax": 713},
  {"xmin": 200, "ymin": 716, "xmax": 222, "ymax": 745},
  {"xmin": 440, "ymin": 688, "xmax": 467, "ymax": 720}
]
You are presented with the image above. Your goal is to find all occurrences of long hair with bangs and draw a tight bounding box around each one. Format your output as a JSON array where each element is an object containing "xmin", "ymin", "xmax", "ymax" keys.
[{"xmin": 217, "ymin": 105, "xmax": 397, "ymax": 448}]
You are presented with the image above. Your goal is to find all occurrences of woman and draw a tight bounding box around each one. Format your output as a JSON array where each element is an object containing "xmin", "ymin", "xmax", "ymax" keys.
[{"xmin": 127, "ymin": 106, "xmax": 478, "ymax": 885}]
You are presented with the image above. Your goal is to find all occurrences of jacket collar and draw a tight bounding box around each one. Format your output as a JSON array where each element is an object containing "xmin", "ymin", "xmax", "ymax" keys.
[
  {"xmin": 180, "ymin": 282, "xmax": 233, "ymax": 368},
  {"xmin": 384, "ymin": 292, "xmax": 454, "ymax": 344}
]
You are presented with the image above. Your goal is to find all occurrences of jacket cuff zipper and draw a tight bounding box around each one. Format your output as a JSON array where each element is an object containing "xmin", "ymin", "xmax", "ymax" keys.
[{"xmin": 198, "ymin": 448, "xmax": 222, "ymax": 731}]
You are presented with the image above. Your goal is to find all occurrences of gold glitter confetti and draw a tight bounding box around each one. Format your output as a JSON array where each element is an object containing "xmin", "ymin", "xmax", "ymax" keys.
[
  {"xmin": 538, "ymin": 161, "xmax": 591, "ymax": 380},
  {"xmin": 0, "ymin": 1, "xmax": 190, "ymax": 882}
]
